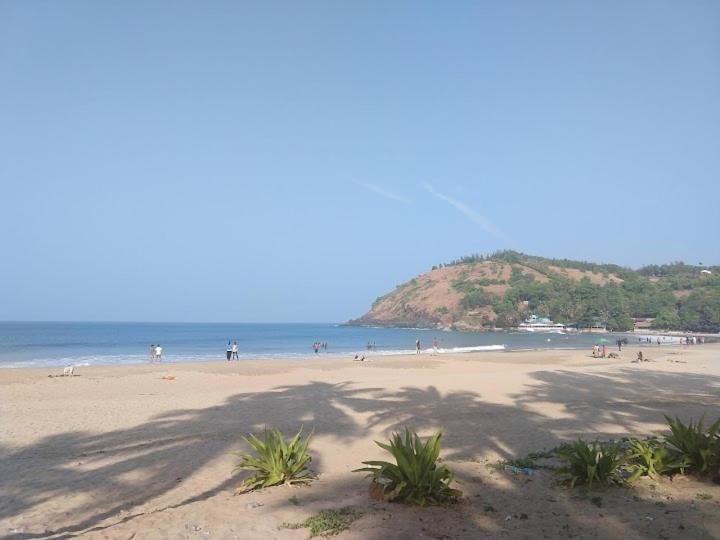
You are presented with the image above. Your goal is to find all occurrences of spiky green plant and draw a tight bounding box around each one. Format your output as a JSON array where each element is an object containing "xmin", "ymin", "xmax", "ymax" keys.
[
  {"xmin": 233, "ymin": 427, "xmax": 314, "ymax": 492},
  {"xmin": 627, "ymin": 437, "xmax": 689, "ymax": 479},
  {"xmin": 354, "ymin": 430, "xmax": 462, "ymax": 505},
  {"xmin": 555, "ymin": 440, "xmax": 627, "ymax": 488},
  {"xmin": 664, "ymin": 415, "xmax": 720, "ymax": 475}
]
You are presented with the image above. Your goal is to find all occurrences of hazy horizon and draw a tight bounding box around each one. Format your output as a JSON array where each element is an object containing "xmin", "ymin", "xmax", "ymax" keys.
[{"xmin": 2, "ymin": 1, "xmax": 718, "ymax": 323}]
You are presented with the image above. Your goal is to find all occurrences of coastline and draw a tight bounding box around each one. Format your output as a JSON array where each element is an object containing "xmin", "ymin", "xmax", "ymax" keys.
[{"xmin": 3, "ymin": 330, "xmax": 712, "ymax": 371}]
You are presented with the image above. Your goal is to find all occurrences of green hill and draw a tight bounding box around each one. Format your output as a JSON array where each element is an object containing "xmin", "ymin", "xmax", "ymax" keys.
[{"xmin": 350, "ymin": 251, "xmax": 720, "ymax": 332}]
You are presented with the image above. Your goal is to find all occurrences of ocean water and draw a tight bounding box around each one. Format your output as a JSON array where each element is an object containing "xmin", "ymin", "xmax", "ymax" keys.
[{"xmin": 0, "ymin": 321, "xmax": 643, "ymax": 368}]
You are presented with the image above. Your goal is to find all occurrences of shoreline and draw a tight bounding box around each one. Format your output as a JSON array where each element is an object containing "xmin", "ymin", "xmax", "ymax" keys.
[
  {"xmin": 0, "ymin": 341, "xmax": 713, "ymax": 381},
  {"xmin": 3, "ymin": 332, "xmax": 713, "ymax": 371}
]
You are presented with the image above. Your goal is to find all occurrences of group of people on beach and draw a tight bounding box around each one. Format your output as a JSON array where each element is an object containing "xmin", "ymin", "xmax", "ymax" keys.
[
  {"xmin": 591, "ymin": 335, "xmax": 709, "ymax": 358},
  {"xmin": 313, "ymin": 342, "xmax": 328, "ymax": 354},
  {"xmin": 226, "ymin": 340, "xmax": 239, "ymax": 360},
  {"xmin": 415, "ymin": 337, "xmax": 440, "ymax": 354},
  {"xmin": 148, "ymin": 344, "xmax": 163, "ymax": 362},
  {"xmin": 638, "ymin": 335, "xmax": 706, "ymax": 346}
]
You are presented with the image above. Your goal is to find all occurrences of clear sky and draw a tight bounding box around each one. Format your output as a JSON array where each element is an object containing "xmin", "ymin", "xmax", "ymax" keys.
[{"xmin": 1, "ymin": 1, "xmax": 718, "ymax": 323}]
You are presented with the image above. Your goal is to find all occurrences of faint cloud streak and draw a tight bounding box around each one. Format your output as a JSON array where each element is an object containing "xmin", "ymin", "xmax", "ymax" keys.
[
  {"xmin": 354, "ymin": 181, "xmax": 410, "ymax": 204},
  {"xmin": 423, "ymin": 183, "xmax": 510, "ymax": 243}
]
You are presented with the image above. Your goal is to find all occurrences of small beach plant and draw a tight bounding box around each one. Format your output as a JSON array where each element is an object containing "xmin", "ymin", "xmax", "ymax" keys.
[
  {"xmin": 233, "ymin": 427, "xmax": 314, "ymax": 492},
  {"xmin": 664, "ymin": 415, "xmax": 720, "ymax": 475},
  {"xmin": 283, "ymin": 507, "xmax": 361, "ymax": 538},
  {"xmin": 555, "ymin": 440, "xmax": 627, "ymax": 488},
  {"xmin": 354, "ymin": 429, "xmax": 462, "ymax": 505},
  {"xmin": 627, "ymin": 437, "xmax": 688, "ymax": 478}
]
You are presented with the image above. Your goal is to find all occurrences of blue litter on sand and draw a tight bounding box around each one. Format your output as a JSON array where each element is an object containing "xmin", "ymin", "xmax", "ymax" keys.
[{"xmin": 504, "ymin": 465, "xmax": 537, "ymax": 476}]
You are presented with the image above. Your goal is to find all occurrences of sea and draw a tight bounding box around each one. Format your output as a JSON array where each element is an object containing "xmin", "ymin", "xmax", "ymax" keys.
[{"xmin": 0, "ymin": 321, "xmax": 661, "ymax": 369}]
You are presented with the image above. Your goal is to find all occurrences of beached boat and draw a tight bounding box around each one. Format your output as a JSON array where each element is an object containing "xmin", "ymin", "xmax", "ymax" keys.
[{"xmin": 517, "ymin": 315, "xmax": 571, "ymax": 333}]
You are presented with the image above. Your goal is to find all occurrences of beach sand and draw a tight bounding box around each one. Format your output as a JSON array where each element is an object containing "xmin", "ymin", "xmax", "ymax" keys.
[{"xmin": 1, "ymin": 344, "xmax": 719, "ymax": 539}]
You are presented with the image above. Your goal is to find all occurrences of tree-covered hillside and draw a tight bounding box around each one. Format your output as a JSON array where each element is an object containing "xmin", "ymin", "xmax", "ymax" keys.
[{"xmin": 351, "ymin": 251, "xmax": 720, "ymax": 332}]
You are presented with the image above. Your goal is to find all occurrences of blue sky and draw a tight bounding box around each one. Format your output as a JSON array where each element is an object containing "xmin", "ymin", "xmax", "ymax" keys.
[{"xmin": 1, "ymin": 1, "xmax": 718, "ymax": 322}]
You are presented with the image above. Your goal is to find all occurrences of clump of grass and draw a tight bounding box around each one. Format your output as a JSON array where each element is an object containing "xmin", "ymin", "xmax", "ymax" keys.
[
  {"xmin": 545, "ymin": 415, "xmax": 720, "ymax": 490},
  {"xmin": 664, "ymin": 415, "xmax": 720, "ymax": 476},
  {"xmin": 696, "ymin": 492, "xmax": 713, "ymax": 501},
  {"xmin": 502, "ymin": 456, "xmax": 535, "ymax": 469},
  {"xmin": 232, "ymin": 427, "xmax": 314, "ymax": 492},
  {"xmin": 354, "ymin": 429, "xmax": 462, "ymax": 506},
  {"xmin": 283, "ymin": 507, "xmax": 361, "ymax": 538},
  {"xmin": 493, "ymin": 448, "xmax": 559, "ymax": 471},
  {"xmin": 555, "ymin": 440, "xmax": 627, "ymax": 488},
  {"xmin": 627, "ymin": 437, "xmax": 688, "ymax": 478}
]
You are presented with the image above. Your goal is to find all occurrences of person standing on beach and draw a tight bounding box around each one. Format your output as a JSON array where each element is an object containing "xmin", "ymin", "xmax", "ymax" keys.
[
  {"xmin": 416, "ymin": 338, "xmax": 421, "ymax": 354},
  {"xmin": 231, "ymin": 341, "xmax": 239, "ymax": 359},
  {"xmin": 149, "ymin": 344, "xmax": 155, "ymax": 362},
  {"xmin": 155, "ymin": 344, "xmax": 162, "ymax": 361},
  {"xmin": 226, "ymin": 341, "xmax": 232, "ymax": 361}
]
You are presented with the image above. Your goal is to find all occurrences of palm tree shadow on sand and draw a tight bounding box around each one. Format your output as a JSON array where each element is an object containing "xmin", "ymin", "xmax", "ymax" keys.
[{"xmin": 2, "ymin": 369, "xmax": 719, "ymax": 539}]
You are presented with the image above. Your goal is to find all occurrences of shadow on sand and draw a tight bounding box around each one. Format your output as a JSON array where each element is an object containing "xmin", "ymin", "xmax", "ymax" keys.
[{"xmin": 2, "ymin": 367, "xmax": 719, "ymax": 539}]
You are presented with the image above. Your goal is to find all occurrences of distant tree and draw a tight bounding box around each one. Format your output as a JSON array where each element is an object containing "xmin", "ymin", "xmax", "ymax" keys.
[{"xmin": 652, "ymin": 308, "xmax": 681, "ymax": 330}]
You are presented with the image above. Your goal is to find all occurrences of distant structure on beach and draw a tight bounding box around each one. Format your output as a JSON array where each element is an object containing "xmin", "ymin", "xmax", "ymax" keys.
[{"xmin": 517, "ymin": 315, "xmax": 571, "ymax": 333}]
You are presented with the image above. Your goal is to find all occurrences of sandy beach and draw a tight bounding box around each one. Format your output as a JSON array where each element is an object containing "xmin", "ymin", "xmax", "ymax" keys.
[{"xmin": 2, "ymin": 344, "xmax": 719, "ymax": 539}]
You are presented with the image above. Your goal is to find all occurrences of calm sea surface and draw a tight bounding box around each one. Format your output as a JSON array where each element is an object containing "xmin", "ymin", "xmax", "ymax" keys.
[{"xmin": 0, "ymin": 322, "xmax": 642, "ymax": 368}]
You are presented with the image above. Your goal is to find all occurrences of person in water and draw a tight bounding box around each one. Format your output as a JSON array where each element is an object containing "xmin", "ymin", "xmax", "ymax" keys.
[
  {"xmin": 415, "ymin": 338, "xmax": 421, "ymax": 354},
  {"xmin": 226, "ymin": 341, "xmax": 232, "ymax": 361},
  {"xmin": 231, "ymin": 341, "xmax": 239, "ymax": 359}
]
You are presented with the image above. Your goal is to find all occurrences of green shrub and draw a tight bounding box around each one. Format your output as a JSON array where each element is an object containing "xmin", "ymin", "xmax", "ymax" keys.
[
  {"xmin": 354, "ymin": 430, "xmax": 462, "ymax": 505},
  {"xmin": 627, "ymin": 438, "xmax": 689, "ymax": 478},
  {"xmin": 233, "ymin": 427, "xmax": 314, "ymax": 492},
  {"xmin": 459, "ymin": 290, "xmax": 491, "ymax": 310},
  {"xmin": 664, "ymin": 415, "xmax": 720, "ymax": 475},
  {"xmin": 555, "ymin": 440, "xmax": 627, "ymax": 488},
  {"xmin": 283, "ymin": 507, "xmax": 361, "ymax": 538}
]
